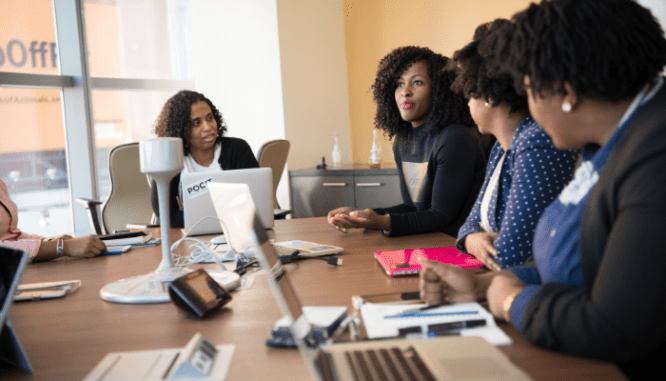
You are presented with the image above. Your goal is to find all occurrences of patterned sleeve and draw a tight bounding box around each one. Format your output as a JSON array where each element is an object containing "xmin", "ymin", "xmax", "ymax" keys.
[{"xmin": 493, "ymin": 128, "xmax": 577, "ymax": 267}]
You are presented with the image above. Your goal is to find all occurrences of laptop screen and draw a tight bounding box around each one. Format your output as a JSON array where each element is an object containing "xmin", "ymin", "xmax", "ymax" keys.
[
  {"xmin": 207, "ymin": 183, "xmax": 306, "ymax": 327},
  {"xmin": 0, "ymin": 245, "xmax": 32, "ymax": 372}
]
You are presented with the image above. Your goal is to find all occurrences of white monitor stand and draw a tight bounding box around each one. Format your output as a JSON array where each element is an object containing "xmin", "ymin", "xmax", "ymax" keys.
[{"xmin": 100, "ymin": 138, "xmax": 238, "ymax": 304}]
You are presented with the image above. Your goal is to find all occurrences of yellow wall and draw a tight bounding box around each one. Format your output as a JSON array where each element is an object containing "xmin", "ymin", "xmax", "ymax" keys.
[{"xmin": 343, "ymin": 0, "xmax": 533, "ymax": 165}]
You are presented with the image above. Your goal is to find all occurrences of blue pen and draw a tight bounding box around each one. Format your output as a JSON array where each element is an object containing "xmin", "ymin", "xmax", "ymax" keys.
[{"xmin": 384, "ymin": 310, "xmax": 478, "ymax": 319}]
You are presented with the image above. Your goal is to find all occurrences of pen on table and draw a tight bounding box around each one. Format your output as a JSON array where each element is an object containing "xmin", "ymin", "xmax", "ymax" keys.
[
  {"xmin": 384, "ymin": 310, "xmax": 479, "ymax": 319},
  {"xmin": 397, "ymin": 319, "xmax": 487, "ymax": 338},
  {"xmin": 399, "ymin": 302, "xmax": 450, "ymax": 315}
]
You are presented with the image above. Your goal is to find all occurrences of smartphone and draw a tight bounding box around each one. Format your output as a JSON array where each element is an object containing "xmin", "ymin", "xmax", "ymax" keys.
[{"xmin": 14, "ymin": 288, "xmax": 67, "ymax": 301}]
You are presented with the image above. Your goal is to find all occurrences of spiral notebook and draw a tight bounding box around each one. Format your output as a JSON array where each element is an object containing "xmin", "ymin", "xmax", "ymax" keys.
[{"xmin": 374, "ymin": 247, "xmax": 483, "ymax": 277}]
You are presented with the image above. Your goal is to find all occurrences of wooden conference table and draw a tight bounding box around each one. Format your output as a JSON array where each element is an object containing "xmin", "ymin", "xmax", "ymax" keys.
[{"xmin": 5, "ymin": 217, "xmax": 626, "ymax": 380}]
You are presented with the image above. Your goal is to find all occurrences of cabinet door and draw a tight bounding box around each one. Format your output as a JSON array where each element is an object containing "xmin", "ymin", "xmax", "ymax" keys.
[
  {"xmin": 354, "ymin": 175, "xmax": 402, "ymax": 210},
  {"xmin": 290, "ymin": 175, "xmax": 354, "ymax": 218}
]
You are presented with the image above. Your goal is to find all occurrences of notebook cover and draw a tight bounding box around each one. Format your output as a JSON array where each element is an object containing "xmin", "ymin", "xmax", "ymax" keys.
[{"xmin": 374, "ymin": 247, "xmax": 483, "ymax": 277}]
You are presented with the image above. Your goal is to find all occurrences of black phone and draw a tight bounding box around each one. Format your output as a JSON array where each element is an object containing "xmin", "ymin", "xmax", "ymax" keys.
[{"xmin": 168, "ymin": 269, "xmax": 232, "ymax": 318}]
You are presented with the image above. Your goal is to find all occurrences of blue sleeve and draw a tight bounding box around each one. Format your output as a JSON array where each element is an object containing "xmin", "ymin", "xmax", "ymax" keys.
[
  {"xmin": 492, "ymin": 136, "xmax": 577, "ymax": 267},
  {"xmin": 509, "ymin": 265, "xmax": 541, "ymax": 284},
  {"xmin": 509, "ymin": 285, "xmax": 541, "ymax": 331}
]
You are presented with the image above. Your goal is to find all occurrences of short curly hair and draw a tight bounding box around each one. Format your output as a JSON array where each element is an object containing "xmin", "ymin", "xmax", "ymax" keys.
[
  {"xmin": 505, "ymin": 0, "xmax": 666, "ymax": 102},
  {"xmin": 450, "ymin": 19, "xmax": 528, "ymax": 115},
  {"xmin": 153, "ymin": 90, "xmax": 227, "ymax": 156},
  {"xmin": 372, "ymin": 46, "xmax": 474, "ymax": 143}
]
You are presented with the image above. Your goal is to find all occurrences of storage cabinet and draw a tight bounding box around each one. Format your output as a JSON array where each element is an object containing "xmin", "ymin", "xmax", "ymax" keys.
[{"xmin": 289, "ymin": 166, "xmax": 402, "ymax": 218}]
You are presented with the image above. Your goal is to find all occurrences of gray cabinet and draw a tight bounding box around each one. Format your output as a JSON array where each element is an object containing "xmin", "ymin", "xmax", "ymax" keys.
[{"xmin": 289, "ymin": 166, "xmax": 402, "ymax": 218}]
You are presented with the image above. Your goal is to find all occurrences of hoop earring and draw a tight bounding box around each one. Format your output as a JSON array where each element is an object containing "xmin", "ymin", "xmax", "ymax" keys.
[{"xmin": 562, "ymin": 102, "xmax": 572, "ymax": 113}]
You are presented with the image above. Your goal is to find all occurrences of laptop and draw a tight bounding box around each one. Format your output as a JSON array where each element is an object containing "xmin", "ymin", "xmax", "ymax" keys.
[
  {"xmin": 180, "ymin": 167, "xmax": 274, "ymax": 236},
  {"xmin": 207, "ymin": 183, "xmax": 532, "ymax": 381},
  {"xmin": 0, "ymin": 245, "xmax": 32, "ymax": 373}
]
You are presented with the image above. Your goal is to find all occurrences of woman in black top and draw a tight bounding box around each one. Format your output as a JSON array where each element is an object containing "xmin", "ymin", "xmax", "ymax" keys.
[
  {"xmin": 328, "ymin": 46, "xmax": 486, "ymax": 237},
  {"xmin": 150, "ymin": 90, "xmax": 258, "ymax": 228}
]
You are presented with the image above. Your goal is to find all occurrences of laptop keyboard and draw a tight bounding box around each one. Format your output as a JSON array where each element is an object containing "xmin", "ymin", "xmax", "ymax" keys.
[{"xmin": 318, "ymin": 346, "xmax": 436, "ymax": 381}]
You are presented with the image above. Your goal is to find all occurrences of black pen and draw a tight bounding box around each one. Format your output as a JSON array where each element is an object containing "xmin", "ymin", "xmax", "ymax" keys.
[
  {"xmin": 399, "ymin": 302, "xmax": 450, "ymax": 315},
  {"xmin": 428, "ymin": 319, "xmax": 486, "ymax": 336}
]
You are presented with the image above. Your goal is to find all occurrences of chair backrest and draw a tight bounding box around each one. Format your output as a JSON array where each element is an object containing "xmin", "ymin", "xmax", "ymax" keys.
[
  {"xmin": 257, "ymin": 139, "xmax": 290, "ymax": 209},
  {"xmin": 101, "ymin": 143, "xmax": 155, "ymax": 233}
]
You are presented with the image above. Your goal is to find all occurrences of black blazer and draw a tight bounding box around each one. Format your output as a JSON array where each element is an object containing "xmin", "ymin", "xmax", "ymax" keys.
[
  {"xmin": 521, "ymin": 81, "xmax": 666, "ymax": 380},
  {"xmin": 150, "ymin": 137, "xmax": 259, "ymax": 228}
]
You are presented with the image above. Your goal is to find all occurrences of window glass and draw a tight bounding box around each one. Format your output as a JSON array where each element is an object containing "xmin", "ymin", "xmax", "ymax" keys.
[
  {"xmin": 84, "ymin": 0, "xmax": 191, "ymax": 80},
  {"xmin": 91, "ymin": 90, "xmax": 175, "ymax": 197},
  {"xmin": 0, "ymin": 0, "xmax": 59, "ymax": 75},
  {"xmin": 0, "ymin": 1, "xmax": 72, "ymax": 236}
]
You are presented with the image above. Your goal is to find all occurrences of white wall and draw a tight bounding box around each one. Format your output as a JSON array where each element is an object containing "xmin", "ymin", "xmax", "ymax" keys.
[
  {"xmin": 189, "ymin": 0, "xmax": 354, "ymax": 210},
  {"xmin": 189, "ymin": 0, "xmax": 290, "ymax": 207}
]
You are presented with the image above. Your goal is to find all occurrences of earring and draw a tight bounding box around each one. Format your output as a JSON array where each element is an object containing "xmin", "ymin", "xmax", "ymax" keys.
[
  {"xmin": 485, "ymin": 102, "xmax": 490, "ymax": 107},
  {"xmin": 562, "ymin": 102, "xmax": 572, "ymax": 113}
]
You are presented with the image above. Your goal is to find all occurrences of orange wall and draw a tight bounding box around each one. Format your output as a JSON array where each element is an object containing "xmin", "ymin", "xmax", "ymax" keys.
[{"xmin": 343, "ymin": 0, "xmax": 532, "ymax": 164}]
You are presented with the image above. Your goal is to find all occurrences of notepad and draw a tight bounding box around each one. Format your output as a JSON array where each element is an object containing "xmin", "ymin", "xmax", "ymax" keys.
[
  {"xmin": 374, "ymin": 246, "xmax": 483, "ymax": 277},
  {"xmin": 360, "ymin": 302, "xmax": 512, "ymax": 345}
]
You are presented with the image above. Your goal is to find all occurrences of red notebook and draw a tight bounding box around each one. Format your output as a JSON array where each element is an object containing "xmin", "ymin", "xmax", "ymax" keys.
[{"xmin": 374, "ymin": 247, "xmax": 483, "ymax": 277}]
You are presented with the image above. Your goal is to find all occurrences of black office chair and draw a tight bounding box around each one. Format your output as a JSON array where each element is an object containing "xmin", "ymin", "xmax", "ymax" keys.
[
  {"xmin": 257, "ymin": 139, "xmax": 292, "ymax": 220},
  {"xmin": 77, "ymin": 143, "xmax": 158, "ymax": 235}
]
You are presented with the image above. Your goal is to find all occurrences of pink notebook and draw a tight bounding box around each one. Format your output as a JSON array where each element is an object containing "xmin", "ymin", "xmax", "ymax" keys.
[{"xmin": 374, "ymin": 247, "xmax": 483, "ymax": 277}]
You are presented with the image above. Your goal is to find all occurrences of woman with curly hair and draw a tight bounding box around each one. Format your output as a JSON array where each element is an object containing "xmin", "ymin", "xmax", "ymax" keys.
[
  {"xmin": 420, "ymin": 0, "xmax": 666, "ymax": 377},
  {"xmin": 451, "ymin": 19, "xmax": 577, "ymax": 270},
  {"xmin": 328, "ymin": 46, "xmax": 486, "ymax": 237},
  {"xmin": 150, "ymin": 90, "xmax": 258, "ymax": 227}
]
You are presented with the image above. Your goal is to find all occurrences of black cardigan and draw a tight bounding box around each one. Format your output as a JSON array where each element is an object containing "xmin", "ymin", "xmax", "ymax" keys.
[
  {"xmin": 150, "ymin": 137, "xmax": 259, "ymax": 228},
  {"xmin": 520, "ymin": 81, "xmax": 666, "ymax": 380}
]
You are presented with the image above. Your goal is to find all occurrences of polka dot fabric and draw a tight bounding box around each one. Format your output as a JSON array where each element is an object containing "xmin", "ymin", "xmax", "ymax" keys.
[{"xmin": 456, "ymin": 117, "xmax": 578, "ymax": 267}]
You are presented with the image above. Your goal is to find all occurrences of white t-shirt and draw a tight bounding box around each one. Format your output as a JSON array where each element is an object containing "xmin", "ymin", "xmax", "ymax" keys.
[{"xmin": 182, "ymin": 143, "xmax": 222, "ymax": 174}]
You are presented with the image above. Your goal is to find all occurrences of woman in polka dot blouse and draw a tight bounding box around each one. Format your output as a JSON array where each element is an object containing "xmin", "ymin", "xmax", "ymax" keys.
[{"xmin": 449, "ymin": 19, "xmax": 577, "ymax": 270}]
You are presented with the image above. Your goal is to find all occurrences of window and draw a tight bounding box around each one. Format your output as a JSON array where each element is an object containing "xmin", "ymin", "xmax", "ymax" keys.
[{"xmin": 1, "ymin": 0, "xmax": 194, "ymax": 236}]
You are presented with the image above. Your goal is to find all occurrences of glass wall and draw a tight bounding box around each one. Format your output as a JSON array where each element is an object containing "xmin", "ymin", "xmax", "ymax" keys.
[{"xmin": 1, "ymin": 0, "xmax": 194, "ymax": 236}]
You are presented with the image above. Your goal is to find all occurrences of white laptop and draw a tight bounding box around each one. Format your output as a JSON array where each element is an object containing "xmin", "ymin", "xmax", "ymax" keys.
[
  {"xmin": 180, "ymin": 167, "xmax": 274, "ymax": 236},
  {"xmin": 207, "ymin": 183, "xmax": 532, "ymax": 381},
  {"xmin": 0, "ymin": 245, "xmax": 32, "ymax": 373}
]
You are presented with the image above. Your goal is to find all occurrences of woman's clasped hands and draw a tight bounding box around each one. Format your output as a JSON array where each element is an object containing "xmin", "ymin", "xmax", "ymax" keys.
[{"xmin": 327, "ymin": 207, "xmax": 390, "ymax": 232}]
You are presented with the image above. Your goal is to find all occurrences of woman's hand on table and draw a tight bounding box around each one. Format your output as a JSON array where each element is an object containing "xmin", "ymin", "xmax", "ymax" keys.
[
  {"xmin": 328, "ymin": 208, "xmax": 390, "ymax": 231},
  {"xmin": 64, "ymin": 236, "xmax": 107, "ymax": 258},
  {"xmin": 464, "ymin": 232, "xmax": 501, "ymax": 271},
  {"xmin": 419, "ymin": 258, "xmax": 485, "ymax": 304}
]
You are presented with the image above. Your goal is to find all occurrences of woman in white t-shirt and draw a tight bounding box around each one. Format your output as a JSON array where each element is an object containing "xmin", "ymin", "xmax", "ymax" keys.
[{"xmin": 151, "ymin": 90, "xmax": 258, "ymax": 227}]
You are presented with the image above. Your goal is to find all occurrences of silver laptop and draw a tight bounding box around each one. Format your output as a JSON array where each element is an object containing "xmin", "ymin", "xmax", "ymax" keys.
[
  {"xmin": 207, "ymin": 183, "xmax": 532, "ymax": 381},
  {"xmin": 0, "ymin": 245, "xmax": 32, "ymax": 372},
  {"xmin": 180, "ymin": 167, "xmax": 274, "ymax": 236}
]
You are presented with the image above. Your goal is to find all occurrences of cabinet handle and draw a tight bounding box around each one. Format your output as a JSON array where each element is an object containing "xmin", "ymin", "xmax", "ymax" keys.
[
  {"xmin": 323, "ymin": 183, "xmax": 348, "ymax": 187},
  {"xmin": 356, "ymin": 183, "xmax": 382, "ymax": 187}
]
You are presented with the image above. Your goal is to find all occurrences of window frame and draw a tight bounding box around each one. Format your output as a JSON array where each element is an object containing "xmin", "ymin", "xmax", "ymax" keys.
[{"xmin": 0, "ymin": 0, "xmax": 194, "ymax": 235}]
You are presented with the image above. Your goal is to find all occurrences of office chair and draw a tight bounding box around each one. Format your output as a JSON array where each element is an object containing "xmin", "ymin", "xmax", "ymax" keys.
[
  {"xmin": 257, "ymin": 139, "xmax": 292, "ymax": 219},
  {"xmin": 77, "ymin": 142, "xmax": 158, "ymax": 235}
]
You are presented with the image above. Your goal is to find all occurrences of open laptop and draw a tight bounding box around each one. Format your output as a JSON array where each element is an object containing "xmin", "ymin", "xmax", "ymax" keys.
[
  {"xmin": 180, "ymin": 167, "xmax": 274, "ymax": 236},
  {"xmin": 0, "ymin": 245, "xmax": 32, "ymax": 373},
  {"xmin": 207, "ymin": 183, "xmax": 532, "ymax": 381}
]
